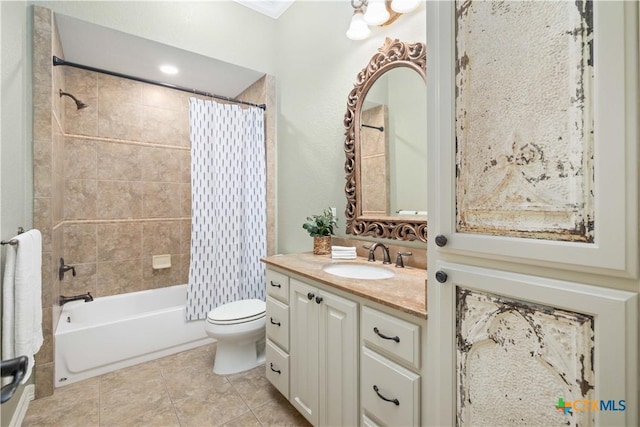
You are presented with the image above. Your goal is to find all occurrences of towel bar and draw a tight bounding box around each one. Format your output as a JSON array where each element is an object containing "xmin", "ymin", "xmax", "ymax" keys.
[{"xmin": 0, "ymin": 239, "xmax": 18, "ymax": 246}]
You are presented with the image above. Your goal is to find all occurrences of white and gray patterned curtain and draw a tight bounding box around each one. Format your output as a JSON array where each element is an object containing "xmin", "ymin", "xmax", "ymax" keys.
[{"xmin": 186, "ymin": 98, "xmax": 266, "ymax": 320}]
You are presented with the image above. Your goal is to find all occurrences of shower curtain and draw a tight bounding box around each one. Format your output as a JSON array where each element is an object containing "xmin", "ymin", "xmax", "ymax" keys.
[{"xmin": 186, "ymin": 98, "xmax": 266, "ymax": 320}]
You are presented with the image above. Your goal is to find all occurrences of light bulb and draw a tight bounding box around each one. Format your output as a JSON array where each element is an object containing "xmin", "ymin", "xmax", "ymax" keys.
[
  {"xmin": 346, "ymin": 10, "xmax": 371, "ymax": 40},
  {"xmin": 390, "ymin": 0, "xmax": 420, "ymax": 14},
  {"xmin": 363, "ymin": 0, "xmax": 390, "ymax": 26}
]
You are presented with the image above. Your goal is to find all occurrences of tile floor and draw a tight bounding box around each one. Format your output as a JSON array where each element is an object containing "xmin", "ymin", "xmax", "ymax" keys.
[{"xmin": 23, "ymin": 343, "xmax": 310, "ymax": 427}]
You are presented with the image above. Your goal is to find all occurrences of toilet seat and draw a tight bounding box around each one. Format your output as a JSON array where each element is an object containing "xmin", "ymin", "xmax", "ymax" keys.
[{"xmin": 207, "ymin": 299, "xmax": 265, "ymax": 325}]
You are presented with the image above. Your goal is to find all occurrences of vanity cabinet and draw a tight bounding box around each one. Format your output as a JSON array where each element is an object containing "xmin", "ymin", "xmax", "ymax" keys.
[
  {"xmin": 264, "ymin": 269, "xmax": 290, "ymax": 398},
  {"xmin": 360, "ymin": 306, "xmax": 421, "ymax": 426},
  {"xmin": 289, "ymin": 278, "xmax": 358, "ymax": 427}
]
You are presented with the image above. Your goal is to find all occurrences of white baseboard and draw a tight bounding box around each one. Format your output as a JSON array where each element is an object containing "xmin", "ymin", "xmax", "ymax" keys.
[{"xmin": 8, "ymin": 384, "xmax": 34, "ymax": 427}]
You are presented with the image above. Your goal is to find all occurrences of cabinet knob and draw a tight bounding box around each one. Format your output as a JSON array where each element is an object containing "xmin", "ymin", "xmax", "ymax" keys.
[
  {"xmin": 307, "ymin": 292, "xmax": 315, "ymax": 300},
  {"xmin": 373, "ymin": 385, "xmax": 399, "ymax": 406},
  {"xmin": 435, "ymin": 235, "xmax": 448, "ymax": 247},
  {"xmin": 435, "ymin": 270, "xmax": 448, "ymax": 283},
  {"xmin": 315, "ymin": 296, "xmax": 323, "ymax": 304}
]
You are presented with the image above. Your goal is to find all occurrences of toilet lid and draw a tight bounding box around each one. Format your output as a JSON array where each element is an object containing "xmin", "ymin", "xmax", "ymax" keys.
[{"xmin": 207, "ymin": 299, "xmax": 266, "ymax": 325}]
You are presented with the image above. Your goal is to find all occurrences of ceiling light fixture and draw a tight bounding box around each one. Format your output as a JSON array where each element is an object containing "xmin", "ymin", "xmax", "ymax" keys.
[
  {"xmin": 346, "ymin": 0, "xmax": 420, "ymax": 41},
  {"xmin": 159, "ymin": 64, "xmax": 179, "ymax": 75}
]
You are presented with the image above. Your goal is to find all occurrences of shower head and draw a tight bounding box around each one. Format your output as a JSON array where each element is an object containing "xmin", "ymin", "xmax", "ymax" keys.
[{"xmin": 59, "ymin": 89, "xmax": 88, "ymax": 110}]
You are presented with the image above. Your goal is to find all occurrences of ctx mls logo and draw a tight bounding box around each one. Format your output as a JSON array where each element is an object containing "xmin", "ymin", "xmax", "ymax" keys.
[{"xmin": 555, "ymin": 397, "xmax": 626, "ymax": 414}]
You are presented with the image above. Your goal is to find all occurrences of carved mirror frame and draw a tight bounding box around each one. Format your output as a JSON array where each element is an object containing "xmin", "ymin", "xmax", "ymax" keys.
[{"xmin": 344, "ymin": 38, "xmax": 427, "ymax": 242}]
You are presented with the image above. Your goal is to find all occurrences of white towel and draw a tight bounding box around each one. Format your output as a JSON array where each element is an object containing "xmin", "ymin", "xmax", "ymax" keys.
[
  {"xmin": 398, "ymin": 210, "xmax": 418, "ymax": 215},
  {"xmin": 331, "ymin": 246, "xmax": 357, "ymax": 252},
  {"xmin": 331, "ymin": 252, "xmax": 357, "ymax": 260},
  {"xmin": 2, "ymin": 229, "xmax": 43, "ymax": 384}
]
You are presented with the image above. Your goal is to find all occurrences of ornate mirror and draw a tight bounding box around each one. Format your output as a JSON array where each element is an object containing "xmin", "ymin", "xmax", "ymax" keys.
[{"xmin": 344, "ymin": 38, "xmax": 427, "ymax": 242}]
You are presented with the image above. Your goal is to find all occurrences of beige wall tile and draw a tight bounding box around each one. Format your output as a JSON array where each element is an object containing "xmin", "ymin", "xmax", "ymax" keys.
[
  {"xmin": 142, "ymin": 85, "xmax": 188, "ymax": 111},
  {"xmin": 96, "ymin": 181, "xmax": 143, "ymax": 219},
  {"xmin": 180, "ymin": 219, "xmax": 191, "ymax": 254},
  {"xmin": 97, "ymin": 142, "xmax": 142, "ymax": 181},
  {"xmin": 33, "ymin": 139, "xmax": 52, "ymax": 198},
  {"xmin": 64, "ymin": 138, "xmax": 97, "ymax": 179},
  {"xmin": 34, "ymin": 196, "xmax": 53, "ymax": 254},
  {"xmin": 140, "ymin": 146, "xmax": 181, "ymax": 182},
  {"xmin": 35, "ymin": 362, "xmax": 54, "ymax": 399},
  {"xmin": 97, "ymin": 260, "xmax": 143, "ymax": 296},
  {"xmin": 179, "ymin": 150, "xmax": 191, "ymax": 183},
  {"xmin": 98, "ymin": 99, "xmax": 144, "ymax": 141},
  {"xmin": 35, "ymin": 307, "xmax": 53, "ymax": 365},
  {"xmin": 142, "ymin": 255, "xmax": 183, "ymax": 290},
  {"xmin": 142, "ymin": 221, "xmax": 181, "ymax": 255},
  {"xmin": 97, "ymin": 222, "xmax": 143, "ymax": 262},
  {"xmin": 33, "ymin": 106, "xmax": 52, "ymax": 143},
  {"xmin": 180, "ymin": 183, "xmax": 191, "ymax": 217},
  {"xmin": 40, "ymin": 252, "xmax": 52, "ymax": 308},
  {"xmin": 98, "ymin": 74, "xmax": 142, "ymax": 104},
  {"xmin": 63, "ymin": 223, "xmax": 97, "ymax": 264},
  {"xmin": 142, "ymin": 182, "xmax": 182, "ymax": 218},
  {"xmin": 64, "ymin": 179, "xmax": 97, "ymax": 219},
  {"xmin": 142, "ymin": 105, "xmax": 189, "ymax": 146},
  {"xmin": 59, "ymin": 263, "xmax": 97, "ymax": 297},
  {"xmin": 63, "ymin": 68, "xmax": 98, "ymax": 136}
]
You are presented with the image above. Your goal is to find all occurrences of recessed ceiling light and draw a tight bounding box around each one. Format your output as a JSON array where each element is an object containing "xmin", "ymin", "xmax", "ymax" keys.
[{"xmin": 160, "ymin": 64, "xmax": 178, "ymax": 75}]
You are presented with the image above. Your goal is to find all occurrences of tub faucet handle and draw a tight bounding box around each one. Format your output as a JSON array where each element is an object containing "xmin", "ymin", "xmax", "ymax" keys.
[{"xmin": 59, "ymin": 258, "xmax": 76, "ymax": 281}]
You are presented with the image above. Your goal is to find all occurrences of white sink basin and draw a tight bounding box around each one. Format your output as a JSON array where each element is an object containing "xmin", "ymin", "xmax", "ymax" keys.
[{"xmin": 322, "ymin": 263, "xmax": 395, "ymax": 280}]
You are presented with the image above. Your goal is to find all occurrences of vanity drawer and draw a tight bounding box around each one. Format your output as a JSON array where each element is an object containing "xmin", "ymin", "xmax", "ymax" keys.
[
  {"xmin": 361, "ymin": 306, "xmax": 421, "ymax": 369},
  {"xmin": 266, "ymin": 296, "xmax": 289, "ymax": 351},
  {"xmin": 266, "ymin": 269, "xmax": 289, "ymax": 303},
  {"xmin": 361, "ymin": 346, "xmax": 420, "ymax": 427},
  {"xmin": 266, "ymin": 339, "xmax": 289, "ymax": 399}
]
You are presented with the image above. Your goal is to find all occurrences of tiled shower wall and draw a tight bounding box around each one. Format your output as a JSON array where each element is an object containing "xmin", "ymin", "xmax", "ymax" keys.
[
  {"xmin": 32, "ymin": 6, "xmax": 275, "ymax": 398},
  {"xmin": 59, "ymin": 67, "xmax": 193, "ymax": 298}
]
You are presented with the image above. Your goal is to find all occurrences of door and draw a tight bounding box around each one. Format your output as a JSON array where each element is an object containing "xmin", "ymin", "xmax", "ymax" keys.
[
  {"xmin": 318, "ymin": 290, "xmax": 358, "ymax": 427},
  {"xmin": 289, "ymin": 279, "xmax": 319, "ymax": 425}
]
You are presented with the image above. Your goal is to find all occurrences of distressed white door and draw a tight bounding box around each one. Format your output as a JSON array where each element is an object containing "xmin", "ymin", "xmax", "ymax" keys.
[
  {"xmin": 434, "ymin": 262, "xmax": 636, "ymax": 427},
  {"xmin": 431, "ymin": 0, "xmax": 638, "ymax": 277},
  {"xmin": 426, "ymin": 1, "xmax": 639, "ymax": 426}
]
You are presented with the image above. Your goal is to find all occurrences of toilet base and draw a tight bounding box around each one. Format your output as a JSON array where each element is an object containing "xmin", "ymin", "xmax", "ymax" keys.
[{"xmin": 213, "ymin": 338, "xmax": 266, "ymax": 375}]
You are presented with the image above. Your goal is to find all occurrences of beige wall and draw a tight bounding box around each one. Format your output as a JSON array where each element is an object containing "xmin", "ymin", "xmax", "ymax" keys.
[{"xmin": 274, "ymin": 1, "xmax": 426, "ymax": 253}]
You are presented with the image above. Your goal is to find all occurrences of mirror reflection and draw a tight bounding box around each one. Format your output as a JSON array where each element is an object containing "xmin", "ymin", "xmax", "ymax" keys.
[{"xmin": 360, "ymin": 67, "xmax": 427, "ymax": 217}]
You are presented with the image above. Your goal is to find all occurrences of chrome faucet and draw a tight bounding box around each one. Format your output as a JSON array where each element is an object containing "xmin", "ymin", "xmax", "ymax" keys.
[
  {"xmin": 59, "ymin": 292, "xmax": 93, "ymax": 306},
  {"xmin": 367, "ymin": 242, "xmax": 391, "ymax": 264}
]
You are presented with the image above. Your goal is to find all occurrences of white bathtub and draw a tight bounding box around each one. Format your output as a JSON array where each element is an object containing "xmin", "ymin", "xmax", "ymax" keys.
[{"xmin": 54, "ymin": 284, "xmax": 213, "ymax": 387}]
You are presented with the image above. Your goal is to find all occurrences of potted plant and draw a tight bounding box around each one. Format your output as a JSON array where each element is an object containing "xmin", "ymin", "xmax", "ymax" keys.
[{"xmin": 303, "ymin": 208, "xmax": 337, "ymax": 255}]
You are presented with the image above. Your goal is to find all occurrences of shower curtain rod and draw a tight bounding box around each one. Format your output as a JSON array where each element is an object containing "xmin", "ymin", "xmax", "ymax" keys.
[{"xmin": 52, "ymin": 56, "xmax": 267, "ymax": 111}]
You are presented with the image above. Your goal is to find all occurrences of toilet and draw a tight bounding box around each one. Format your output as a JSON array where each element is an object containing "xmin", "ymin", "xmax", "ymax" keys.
[{"xmin": 204, "ymin": 299, "xmax": 266, "ymax": 375}]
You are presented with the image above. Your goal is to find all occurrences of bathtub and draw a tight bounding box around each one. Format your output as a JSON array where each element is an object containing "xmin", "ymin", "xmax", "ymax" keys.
[{"xmin": 54, "ymin": 284, "xmax": 213, "ymax": 387}]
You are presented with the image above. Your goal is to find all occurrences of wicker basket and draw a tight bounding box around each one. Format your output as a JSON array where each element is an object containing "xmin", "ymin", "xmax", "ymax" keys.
[{"xmin": 313, "ymin": 236, "xmax": 332, "ymax": 255}]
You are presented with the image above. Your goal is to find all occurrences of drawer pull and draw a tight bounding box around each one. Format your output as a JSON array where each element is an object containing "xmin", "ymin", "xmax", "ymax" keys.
[
  {"xmin": 270, "ymin": 363, "xmax": 281, "ymax": 374},
  {"xmin": 270, "ymin": 281, "xmax": 281, "ymax": 288},
  {"xmin": 373, "ymin": 385, "xmax": 399, "ymax": 406},
  {"xmin": 373, "ymin": 327, "xmax": 400, "ymax": 343},
  {"xmin": 270, "ymin": 317, "xmax": 281, "ymax": 326}
]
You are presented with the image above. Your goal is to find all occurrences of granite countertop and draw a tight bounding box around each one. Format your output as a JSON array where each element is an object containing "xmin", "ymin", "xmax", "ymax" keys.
[{"xmin": 261, "ymin": 252, "xmax": 427, "ymax": 319}]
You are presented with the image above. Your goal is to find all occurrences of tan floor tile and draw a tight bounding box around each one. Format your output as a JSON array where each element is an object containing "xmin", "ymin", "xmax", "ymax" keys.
[
  {"xmin": 24, "ymin": 344, "xmax": 305, "ymax": 427},
  {"xmin": 253, "ymin": 394, "xmax": 312, "ymax": 427},
  {"xmin": 173, "ymin": 384, "xmax": 250, "ymax": 427},
  {"xmin": 227, "ymin": 365, "xmax": 282, "ymax": 409},
  {"xmin": 216, "ymin": 411, "xmax": 262, "ymax": 427}
]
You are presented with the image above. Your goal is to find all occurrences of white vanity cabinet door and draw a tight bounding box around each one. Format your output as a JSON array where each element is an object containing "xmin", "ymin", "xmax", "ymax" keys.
[
  {"xmin": 289, "ymin": 279, "xmax": 320, "ymax": 425},
  {"xmin": 289, "ymin": 278, "xmax": 359, "ymax": 427},
  {"xmin": 266, "ymin": 296, "xmax": 289, "ymax": 351},
  {"xmin": 318, "ymin": 290, "xmax": 358, "ymax": 427},
  {"xmin": 361, "ymin": 346, "xmax": 420, "ymax": 427}
]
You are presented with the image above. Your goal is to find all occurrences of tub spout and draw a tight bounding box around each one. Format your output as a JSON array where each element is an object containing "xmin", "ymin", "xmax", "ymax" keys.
[{"xmin": 59, "ymin": 292, "xmax": 93, "ymax": 306}]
